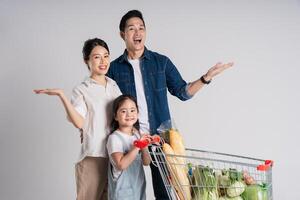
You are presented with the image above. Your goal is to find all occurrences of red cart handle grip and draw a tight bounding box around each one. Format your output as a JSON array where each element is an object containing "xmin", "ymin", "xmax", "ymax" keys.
[
  {"xmin": 133, "ymin": 135, "xmax": 161, "ymax": 149},
  {"xmin": 133, "ymin": 139, "xmax": 149, "ymax": 149},
  {"xmin": 150, "ymin": 135, "xmax": 161, "ymax": 143},
  {"xmin": 257, "ymin": 160, "xmax": 274, "ymax": 171}
]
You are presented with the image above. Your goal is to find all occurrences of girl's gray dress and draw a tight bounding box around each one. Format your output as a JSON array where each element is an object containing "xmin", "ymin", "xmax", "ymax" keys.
[{"xmin": 108, "ymin": 133, "xmax": 146, "ymax": 200}]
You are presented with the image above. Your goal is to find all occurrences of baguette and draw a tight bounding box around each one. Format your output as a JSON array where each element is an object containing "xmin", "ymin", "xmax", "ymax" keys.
[
  {"xmin": 169, "ymin": 128, "xmax": 186, "ymax": 166},
  {"xmin": 163, "ymin": 143, "xmax": 191, "ymax": 200}
]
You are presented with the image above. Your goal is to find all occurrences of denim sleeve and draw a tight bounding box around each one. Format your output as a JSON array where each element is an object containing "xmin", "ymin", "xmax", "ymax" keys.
[
  {"xmin": 165, "ymin": 58, "xmax": 193, "ymax": 101},
  {"xmin": 184, "ymin": 83, "xmax": 194, "ymax": 99}
]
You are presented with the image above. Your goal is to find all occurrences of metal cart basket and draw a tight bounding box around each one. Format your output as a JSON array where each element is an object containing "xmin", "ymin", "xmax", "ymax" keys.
[{"xmin": 150, "ymin": 145, "xmax": 273, "ymax": 200}]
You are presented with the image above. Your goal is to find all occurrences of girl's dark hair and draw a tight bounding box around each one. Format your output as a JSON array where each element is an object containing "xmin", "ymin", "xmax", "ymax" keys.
[
  {"xmin": 82, "ymin": 38, "xmax": 110, "ymax": 70},
  {"xmin": 119, "ymin": 10, "xmax": 145, "ymax": 32},
  {"xmin": 111, "ymin": 94, "xmax": 140, "ymax": 133}
]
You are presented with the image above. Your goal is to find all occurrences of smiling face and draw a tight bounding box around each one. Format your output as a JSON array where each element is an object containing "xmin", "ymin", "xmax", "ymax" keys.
[
  {"xmin": 121, "ymin": 17, "xmax": 146, "ymax": 54},
  {"xmin": 86, "ymin": 45, "xmax": 110, "ymax": 77},
  {"xmin": 115, "ymin": 99, "xmax": 138, "ymax": 129}
]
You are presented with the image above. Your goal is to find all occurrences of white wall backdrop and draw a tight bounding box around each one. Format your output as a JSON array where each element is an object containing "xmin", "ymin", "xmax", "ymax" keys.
[{"xmin": 1, "ymin": 0, "xmax": 300, "ymax": 199}]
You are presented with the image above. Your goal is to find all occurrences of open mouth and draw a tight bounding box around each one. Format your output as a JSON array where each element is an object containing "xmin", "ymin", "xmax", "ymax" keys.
[
  {"xmin": 133, "ymin": 39, "xmax": 142, "ymax": 44},
  {"xmin": 98, "ymin": 65, "xmax": 107, "ymax": 70}
]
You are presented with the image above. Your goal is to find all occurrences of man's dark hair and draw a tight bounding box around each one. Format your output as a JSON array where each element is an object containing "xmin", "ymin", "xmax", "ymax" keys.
[{"xmin": 119, "ymin": 10, "xmax": 145, "ymax": 32}]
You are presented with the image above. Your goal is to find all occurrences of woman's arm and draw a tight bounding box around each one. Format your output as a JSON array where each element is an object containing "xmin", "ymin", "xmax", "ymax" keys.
[{"xmin": 34, "ymin": 89, "xmax": 84, "ymax": 129}]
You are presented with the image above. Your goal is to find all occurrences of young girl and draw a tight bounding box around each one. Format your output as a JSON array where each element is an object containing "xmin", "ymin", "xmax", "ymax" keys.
[
  {"xmin": 106, "ymin": 94, "xmax": 151, "ymax": 200},
  {"xmin": 34, "ymin": 38, "xmax": 121, "ymax": 200}
]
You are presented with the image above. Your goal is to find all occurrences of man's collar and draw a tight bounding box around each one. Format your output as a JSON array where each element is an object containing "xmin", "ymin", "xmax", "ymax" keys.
[
  {"xmin": 118, "ymin": 47, "xmax": 150, "ymax": 63},
  {"xmin": 143, "ymin": 47, "xmax": 150, "ymax": 60}
]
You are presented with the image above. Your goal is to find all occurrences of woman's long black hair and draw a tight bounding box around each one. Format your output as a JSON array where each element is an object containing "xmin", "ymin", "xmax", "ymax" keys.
[{"xmin": 110, "ymin": 94, "xmax": 140, "ymax": 133}]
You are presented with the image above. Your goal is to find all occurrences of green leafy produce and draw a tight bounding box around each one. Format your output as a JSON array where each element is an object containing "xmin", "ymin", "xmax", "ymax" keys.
[
  {"xmin": 241, "ymin": 184, "xmax": 268, "ymax": 200},
  {"xmin": 218, "ymin": 170, "xmax": 231, "ymax": 187},
  {"xmin": 192, "ymin": 166, "xmax": 219, "ymax": 200},
  {"xmin": 226, "ymin": 169, "xmax": 246, "ymax": 197},
  {"xmin": 216, "ymin": 169, "xmax": 230, "ymax": 197},
  {"xmin": 219, "ymin": 196, "xmax": 243, "ymax": 200}
]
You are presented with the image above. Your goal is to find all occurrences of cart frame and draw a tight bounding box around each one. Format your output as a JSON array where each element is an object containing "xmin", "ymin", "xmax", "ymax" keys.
[{"xmin": 150, "ymin": 145, "xmax": 273, "ymax": 200}]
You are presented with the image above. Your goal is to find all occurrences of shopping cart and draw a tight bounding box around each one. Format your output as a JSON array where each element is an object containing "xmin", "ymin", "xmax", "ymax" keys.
[{"xmin": 150, "ymin": 145, "xmax": 273, "ymax": 200}]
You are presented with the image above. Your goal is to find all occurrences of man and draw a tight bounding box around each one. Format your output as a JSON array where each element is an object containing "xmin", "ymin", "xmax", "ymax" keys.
[{"xmin": 107, "ymin": 10, "xmax": 233, "ymax": 200}]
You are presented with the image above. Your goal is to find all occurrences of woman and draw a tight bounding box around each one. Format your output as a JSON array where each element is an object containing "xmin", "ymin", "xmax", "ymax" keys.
[{"xmin": 34, "ymin": 38, "xmax": 121, "ymax": 200}]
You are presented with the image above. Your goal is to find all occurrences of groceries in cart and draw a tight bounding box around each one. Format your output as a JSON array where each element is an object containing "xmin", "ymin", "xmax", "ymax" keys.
[{"xmin": 150, "ymin": 120, "xmax": 273, "ymax": 200}]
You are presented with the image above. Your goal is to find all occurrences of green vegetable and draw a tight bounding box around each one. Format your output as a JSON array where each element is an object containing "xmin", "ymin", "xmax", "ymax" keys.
[
  {"xmin": 218, "ymin": 169, "xmax": 231, "ymax": 187},
  {"xmin": 192, "ymin": 165, "xmax": 219, "ymax": 200},
  {"xmin": 226, "ymin": 181, "xmax": 246, "ymax": 197},
  {"xmin": 233, "ymin": 197, "xmax": 243, "ymax": 200},
  {"xmin": 216, "ymin": 169, "xmax": 230, "ymax": 197},
  {"xmin": 226, "ymin": 169, "xmax": 246, "ymax": 197},
  {"xmin": 241, "ymin": 184, "xmax": 268, "ymax": 200},
  {"xmin": 219, "ymin": 196, "xmax": 243, "ymax": 200}
]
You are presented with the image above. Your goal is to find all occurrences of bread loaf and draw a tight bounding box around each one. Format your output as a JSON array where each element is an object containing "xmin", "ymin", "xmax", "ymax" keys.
[{"xmin": 163, "ymin": 143, "xmax": 191, "ymax": 200}]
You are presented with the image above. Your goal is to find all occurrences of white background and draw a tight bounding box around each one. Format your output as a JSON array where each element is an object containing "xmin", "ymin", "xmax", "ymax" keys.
[{"xmin": 1, "ymin": 0, "xmax": 299, "ymax": 199}]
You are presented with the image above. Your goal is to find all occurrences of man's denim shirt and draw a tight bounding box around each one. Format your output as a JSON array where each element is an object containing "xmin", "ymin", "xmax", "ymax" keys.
[{"xmin": 107, "ymin": 47, "xmax": 193, "ymax": 134}]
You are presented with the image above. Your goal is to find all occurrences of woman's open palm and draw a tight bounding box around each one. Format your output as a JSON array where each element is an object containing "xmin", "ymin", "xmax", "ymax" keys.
[{"xmin": 34, "ymin": 88, "xmax": 63, "ymax": 96}]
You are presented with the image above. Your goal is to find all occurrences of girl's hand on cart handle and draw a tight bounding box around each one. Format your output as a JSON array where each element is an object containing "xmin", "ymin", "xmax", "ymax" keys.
[
  {"xmin": 133, "ymin": 139, "xmax": 149, "ymax": 149},
  {"xmin": 133, "ymin": 135, "xmax": 161, "ymax": 149},
  {"xmin": 134, "ymin": 133, "xmax": 151, "ymax": 149},
  {"xmin": 150, "ymin": 135, "xmax": 161, "ymax": 145}
]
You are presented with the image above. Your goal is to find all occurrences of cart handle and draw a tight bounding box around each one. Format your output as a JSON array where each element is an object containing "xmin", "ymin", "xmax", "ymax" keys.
[
  {"xmin": 133, "ymin": 135, "xmax": 161, "ymax": 149},
  {"xmin": 257, "ymin": 160, "xmax": 274, "ymax": 171}
]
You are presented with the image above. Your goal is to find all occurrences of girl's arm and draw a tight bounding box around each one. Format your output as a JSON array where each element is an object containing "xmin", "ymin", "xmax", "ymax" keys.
[
  {"xmin": 111, "ymin": 146, "xmax": 140, "ymax": 171},
  {"xmin": 141, "ymin": 147, "xmax": 151, "ymax": 166},
  {"xmin": 34, "ymin": 89, "xmax": 84, "ymax": 129},
  {"xmin": 139, "ymin": 133, "xmax": 151, "ymax": 166}
]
